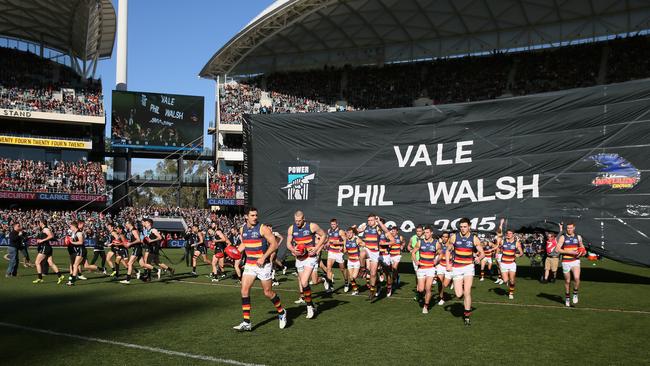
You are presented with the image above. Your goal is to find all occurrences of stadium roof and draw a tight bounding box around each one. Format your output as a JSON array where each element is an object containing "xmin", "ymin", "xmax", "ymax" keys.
[
  {"xmin": 200, "ymin": 0, "xmax": 650, "ymax": 78},
  {"xmin": 0, "ymin": 0, "xmax": 116, "ymax": 60}
]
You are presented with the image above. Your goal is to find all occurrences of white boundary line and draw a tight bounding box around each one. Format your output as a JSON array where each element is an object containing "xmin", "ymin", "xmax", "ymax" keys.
[
  {"xmin": 0, "ymin": 322, "xmax": 266, "ymax": 366},
  {"xmin": 174, "ymin": 279, "xmax": 650, "ymax": 315}
]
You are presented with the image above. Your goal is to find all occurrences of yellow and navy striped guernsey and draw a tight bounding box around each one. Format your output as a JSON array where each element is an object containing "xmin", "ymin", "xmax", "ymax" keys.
[
  {"xmin": 363, "ymin": 225, "xmax": 380, "ymax": 252},
  {"xmin": 345, "ymin": 238, "xmax": 360, "ymax": 261},
  {"xmin": 327, "ymin": 228, "xmax": 343, "ymax": 253},
  {"xmin": 242, "ymin": 223, "xmax": 268, "ymax": 265},
  {"xmin": 561, "ymin": 234, "xmax": 581, "ymax": 262},
  {"xmin": 501, "ymin": 239, "xmax": 517, "ymax": 263},
  {"xmin": 453, "ymin": 232, "xmax": 475, "ymax": 267},
  {"xmin": 292, "ymin": 222, "xmax": 317, "ymax": 257},
  {"xmin": 418, "ymin": 238, "xmax": 437, "ymax": 268}
]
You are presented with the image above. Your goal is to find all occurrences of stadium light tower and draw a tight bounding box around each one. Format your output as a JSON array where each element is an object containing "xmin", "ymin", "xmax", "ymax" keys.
[{"xmin": 115, "ymin": 0, "xmax": 128, "ymax": 91}]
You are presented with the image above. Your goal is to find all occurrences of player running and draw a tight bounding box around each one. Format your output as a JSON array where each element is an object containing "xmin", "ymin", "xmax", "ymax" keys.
[
  {"xmin": 446, "ymin": 218, "xmax": 485, "ymax": 326},
  {"xmin": 435, "ymin": 231, "xmax": 452, "ymax": 305},
  {"xmin": 479, "ymin": 238, "xmax": 496, "ymax": 281},
  {"xmin": 360, "ymin": 214, "xmax": 393, "ymax": 299},
  {"xmin": 287, "ymin": 210, "xmax": 327, "ymax": 319},
  {"xmin": 66, "ymin": 221, "xmax": 85, "ymax": 286},
  {"xmin": 120, "ymin": 221, "xmax": 150, "ymax": 284},
  {"xmin": 32, "ymin": 220, "xmax": 65, "ymax": 284},
  {"xmin": 500, "ymin": 226, "xmax": 524, "ymax": 299},
  {"xmin": 209, "ymin": 227, "xmax": 231, "ymax": 281},
  {"xmin": 557, "ymin": 222, "xmax": 585, "ymax": 307},
  {"xmin": 343, "ymin": 227, "xmax": 364, "ymax": 295},
  {"xmin": 389, "ymin": 225, "xmax": 405, "ymax": 292},
  {"xmin": 190, "ymin": 224, "xmax": 209, "ymax": 276},
  {"xmin": 325, "ymin": 219, "xmax": 347, "ymax": 294},
  {"xmin": 232, "ymin": 207, "xmax": 287, "ymax": 331},
  {"xmin": 412, "ymin": 226, "xmax": 438, "ymax": 313},
  {"xmin": 142, "ymin": 218, "xmax": 174, "ymax": 279}
]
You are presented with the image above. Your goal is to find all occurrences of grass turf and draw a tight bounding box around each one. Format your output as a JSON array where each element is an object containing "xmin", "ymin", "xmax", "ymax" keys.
[{"xmin": 1, "ymin": 248, "xmax": 649, "ymax": 365}]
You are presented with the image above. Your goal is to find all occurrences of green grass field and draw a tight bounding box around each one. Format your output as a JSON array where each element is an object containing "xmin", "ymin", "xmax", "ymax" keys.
[{"xmin": 1, "ymin": 248, "xmax": 649, "ymax": 365}]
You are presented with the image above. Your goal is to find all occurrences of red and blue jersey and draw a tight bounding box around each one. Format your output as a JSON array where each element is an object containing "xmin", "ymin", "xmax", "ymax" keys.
[
  {"xmin": 328, "ymin": 228, "xmax": 343, "ymax": 253},
  {"xmin": 561, "ymin": 234, "xmax": 581, "ymax": 262},
  {"xmin": 437, "ymin": 239, "xmax": 450, "ymax": 266},
  {"xmin": 242, "ymin": 223, "xmax": 268, "ymax": 265},
  {"xmin": 390, "ymin": 235, "xmax": 402, "ymax": 256},
  {"xmin": 379, "ymin": 232, "xmax": 390, "ymax": 255},
  {"xmin": 292, "ymin": 222, "xmax": 317, "ymax": 257},
  {"xmin": 453, "ymin": 233, "xmax": 475, "ymax": 267},
  {"xmin": 418, "ymin": 238, "xmax": 437, "ymax": 268},
  {"xmin": 345, "ymin": 238, "xmax": 360, "ymax": 261},
  {"xmin": 362, "ymin": 225, "xmax": 380, "ymax": 252},
  {"xmin": 501, "ymin": 239, "xmax": 517, "ymax": 263}
]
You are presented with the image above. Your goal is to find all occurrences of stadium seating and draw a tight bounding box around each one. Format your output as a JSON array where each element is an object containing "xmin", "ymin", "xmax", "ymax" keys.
[
  {"xmin": 0, "ymin": 47, "xmax": 104, "ymax": 116},
  {"xmin": 219, "ymin": 35, "xmax": 650, "ymax": 124},
  {"xmin": 0, "ymin": 158, "xmax": 105, "ymax": 195},
  {"xmin": 208, "ymin": 170, "xmax": 244, "ymax": 199}
]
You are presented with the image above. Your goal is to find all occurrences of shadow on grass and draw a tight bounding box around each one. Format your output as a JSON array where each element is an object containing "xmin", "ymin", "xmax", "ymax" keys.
[
  {"xmin": 513, "ymin": 265, "xmax": 650, "ymax": 285},
  {"xmin": 537, "ymin": 292, "xmax": 565, "ymax": 304}
]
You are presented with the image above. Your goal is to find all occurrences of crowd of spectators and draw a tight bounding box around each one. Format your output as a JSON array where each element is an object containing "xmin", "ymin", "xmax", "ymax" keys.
[
  {"xmin": 208, "ymin": 169, "xmax": 244, "ymax": 199},
  {"xmin": 0, "ymin": 207, "xmax": 245, "ymax": 244},
  {"xmin": 218, "ymin": 35, "xmax": 650, "ymax": 123},
  {"xmin": 0, "ymin": 47, "xmax": 104, "ymax": 116},
  {"xmin": 0, "ymin": 158, "xmax": 106, "ymax": 195}
]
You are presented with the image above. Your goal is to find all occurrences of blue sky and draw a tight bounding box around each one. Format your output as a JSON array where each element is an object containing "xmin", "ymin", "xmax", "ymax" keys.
[{"xmin": 97, "ymin": 0, "xmax": 272, "ymax": 173}]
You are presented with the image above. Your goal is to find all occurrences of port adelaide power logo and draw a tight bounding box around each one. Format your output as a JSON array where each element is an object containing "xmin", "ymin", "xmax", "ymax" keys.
[{"xmin": 282, "ymin": 165, "xmax": 316, "ymax": 200}]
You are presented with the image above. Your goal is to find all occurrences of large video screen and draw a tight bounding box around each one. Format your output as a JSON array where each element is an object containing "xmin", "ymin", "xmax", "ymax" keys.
[{"xmin": 111, "ymin": 90, "xmax": 204, "ymax": 151}]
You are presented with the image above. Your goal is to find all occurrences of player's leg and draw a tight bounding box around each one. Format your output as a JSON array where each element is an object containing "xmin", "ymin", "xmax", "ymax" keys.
[
  {"xmin": 563, "ymin": 263, "xmax": 572, "ymax": 307},
  {"xmin": 423, "ymin": 275, "xmax": 434, "ymax": 313},
  {"xmin": 260, "ymin": 272, "xmax": 287, "ymax": 329},
  {"xmin": 462, "ymin": 274, "xmax": 474, "ymax": 325},
  {"xmin": 234, "ymin": 272, "xmax": 256, "ymax": 331},
  {"xmin": 46, "ymin": 255, "xmax": 65, "ymax": 284},
  {"xmin": 571, "ymin": 265, "xmax": 581, "ymax": 304},
  {"xmin": 300, "ymin": 264, "xmax": 317, "ymax": 318}
]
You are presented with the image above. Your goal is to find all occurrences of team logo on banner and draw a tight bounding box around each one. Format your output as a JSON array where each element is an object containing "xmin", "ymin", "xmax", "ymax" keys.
[
  {"xmin": 588, "ymin": 153, "xmax": 640, "ymax": 189},
  {"xmin": 282, "ymin": 165, "xmax": 316, "ymax": 200}
]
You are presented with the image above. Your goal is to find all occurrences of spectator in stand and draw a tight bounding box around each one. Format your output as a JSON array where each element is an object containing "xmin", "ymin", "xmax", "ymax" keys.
[
  {"xmin": 208, "ymin": 169, "xmax": 244, "ymax": 200},
  {"xmin": 0, "ymin": 46, "xmax": 104, "ymax": 116},
  {"xmin": 0, "ymin": 158, "xmax": 106, "ymax": 195}
]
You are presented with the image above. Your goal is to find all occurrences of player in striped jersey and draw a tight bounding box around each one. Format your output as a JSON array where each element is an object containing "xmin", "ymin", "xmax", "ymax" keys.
[
  {"xmin": 435, "ymin": 231, "xmax": 452, "ymax": 305},
  {"xmin": 411, "ymin": 226, "xmax": 438, "ymax": 313},
  {"xmin": 377, "ymin": 219, "xmax": 395, "ymax": 297},
  {"xmin": 287, "ymin": 210, "xmax": 327, "ymax": 319},
  {"xmin": 325, "ymin": 218, "xmax": 347, "ymax": 293},
  {"xmin": 500, "ymin": 227, "xmax": 524, "ymax": 299},
  {"xmin": 446, "ymin": 218, "xmax": 485, "ymax": 326},
  {"xmin": 479, "ymin": 238, "xmax": 497, "ymax": 281},
  {"xmin": 232, "ymin": 207, "xmax": 287, "ymax": 331},
  {"xmin": 343, "ymin": 227, "xmax": 364, "ymax": 295},
  {"xmin": 360, "ymin": 215, "xmax": 394, "ymax": 299},
  {"xmin": 389, "ymin": 226, "xmax": 405, "ymax": 295},
  {"xmin": 557, "ymin": 222, "xmax": 585, "ymax": 307}
]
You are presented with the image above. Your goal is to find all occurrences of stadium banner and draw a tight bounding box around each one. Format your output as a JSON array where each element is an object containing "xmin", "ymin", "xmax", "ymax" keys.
[
  {"xmin": 0, "ymin": 108, "xmax": 105, "ymax": 124},
  {"xmin": 0, "ymin": 235, "xmax": 96, "ymax": 247},
  {"xmin": 207, "ymin": 198, "xmax": 245, "ymax": 206},
  {"xmin": 0, "ymin": 191, "xmax": 107, "ymax": 202},
  {"xmin": 245, "ymin": 79, "xmax": 650, "ymax": 267},
  {"xmin": 110, "ymin": 90, "xmax": 204, "ymax": 151},
  {"xmin": 0, "ymin": 135, "xmax": 92, "ymax": 149}
]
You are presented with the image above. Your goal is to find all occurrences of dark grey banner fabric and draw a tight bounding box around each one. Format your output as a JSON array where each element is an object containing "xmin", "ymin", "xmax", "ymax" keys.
[{"xmin": 244, "ymin": 79, "xmax": 650, "ymax": 266}]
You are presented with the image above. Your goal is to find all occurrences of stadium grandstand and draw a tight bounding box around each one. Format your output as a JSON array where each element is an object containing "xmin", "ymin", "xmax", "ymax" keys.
[
  {"xmin": 0, "ymin": 0, "xmax": 114, "ymax": 208},
  {"xmin": 201, "ymin": 0, "xmax": 650, "ymax": 179}
]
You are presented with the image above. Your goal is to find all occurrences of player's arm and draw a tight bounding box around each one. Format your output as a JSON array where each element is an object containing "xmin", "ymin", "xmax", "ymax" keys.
[
  {"xmin": 150, "ymin": 228, "xmax": 163, "ymax": 243},
  {"xmin": 286, "ymin": 226, "xmax": 296, "ymax": 255},
  {"xmin": 197, "ymin": 232, "xmax": 204, "ymax": 246},
  {"xmin": 72, "ymin": 231, "xmax": 84, "ymax": 246},
  {"xmin": 400, "ymin": 235, "xmax": 405, "ymax": 250},
  {"xmin": 311, "ymin": 223, "xmax": 327, "ymax": 253},
  {"xmin": 411, "ymin": 239, "xmax": 420, "ymax": 264},
  {"xmin": 474, "ymin": 235, "xmax": 485, "ymax": 262},
  {"xmin": 39, "ymin": 228, "xmax": 54, "ymax": 243},
  {"xmin": 434, "ymin": 241, "xmax": 442, "ymax": 265},
  {"xmin": 515, "ymin": 239, "xmax": 524, "ymax": 257},
  {"xmin": 556, "ymin": 234, "xmax": 568, "ymax": 254},
  {"xmin": 496, "ymin": 218, "xmax": 505, "ymax": 238},
  {"xmin": 129, "ymin": 229, "xmax": 142, "ymax": 247},
  {"xmin": 259, "ymin": 224, "xmax": 279, "ymax": 264},
  {"xmin": 216, "ymin": 230, "xmax": 232, "ymax": 246},
  {"xmin": 275, "ymin": 232, "xmax": 285, "ymax": 247},
  {"xmin": 445, "ymin": 234, "xmax": 455, "ymax": 270}
]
